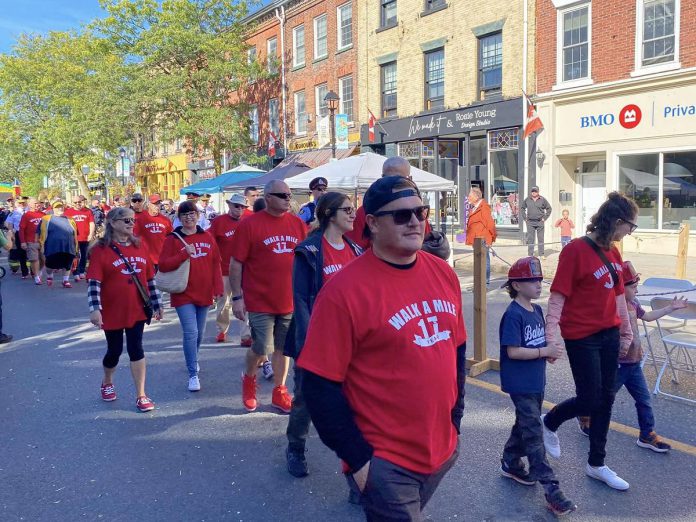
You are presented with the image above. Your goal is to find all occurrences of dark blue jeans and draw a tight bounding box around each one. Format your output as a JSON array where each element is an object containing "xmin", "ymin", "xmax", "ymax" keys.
[
  {"xmin": 544, "ymin": 327, "xmax": 619, "ymax": 467},
  {"xmin": 503, "ymin": 393, "xmax": 557, "ymax": 484},
  {"xmin": 614, "ymin": 363, "xmax": 655, "ymax": 439}
]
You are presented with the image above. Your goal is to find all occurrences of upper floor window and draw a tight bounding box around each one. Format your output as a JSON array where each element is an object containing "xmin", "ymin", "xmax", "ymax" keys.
[
  {"xmin": 293, "ymin": 25, "xmax": 305, "ymax": 67},
  {"xmin": 339, "ymin": 75, "xmax": 354, "ymax": 122},
  {"xmin": 424, "ymin": 0, "xmax": 446, "ymax": 12},
  {"xmin": 556, "ymin": 3, "xmax": 591, "ymax": 86},
  {"xmin": 175, "ymin": 137, "xmax": 182, "ymax": 152},
  {"xmin": 269, "ymin": 99, "xmax": 280, "ymax": 137},
  {"xmin": 294, "ymin": 91, "xmax": 307, "ymax": 135},
  {"xmin": 381, "ymin": 0, "xmax": 397, "ymax": 28},
  {"xmin": 424, "ymin": 48, "xmax": 444, "ymax": 110},
  {"xmin": 267, "ymin": 37, "xmax": 278, "ymax": 74},
  {"xmin": 316, "ymin": 83, "xmax": 329, "ymax": 118},
  {"xmin": 478, "ymin": 32, "xmax": 502, "ymax": 98},
  {"xmin": 337, "ymin": 3, "xmax": 353, "ymax": 50},
  {"xmin": 247, "ymin": 46, "xmax": 256, "ymax": 65},
  {"xmin": 381, "ymin": 61, "xmax": 397, "ymax": 117},
  {"xmin": 249, "ymin": 105, "xmax": 259, "ymax": 143},
  {"xmin": 314, "ymin": 15, "xmax": 328, "ymax": 60},
  {"xmin": 639, "ymin": 0, "xmax": 678, "ymax": 67}
]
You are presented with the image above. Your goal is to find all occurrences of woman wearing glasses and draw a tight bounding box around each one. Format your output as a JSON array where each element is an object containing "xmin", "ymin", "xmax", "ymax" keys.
[
  {"xmin": 284, "ymin": 192, "xmax": 362, "ymax": 479},
  {"xmin": 541, "ymin": 192, "xmax": 638, "ymax": 491},
  {"xmin": 86, "ymin": 207, "xmax": 162, "ymax": 412},
  {"xmin": 159, "ymin": 200, "xmax": 223, "ymax": 392}
]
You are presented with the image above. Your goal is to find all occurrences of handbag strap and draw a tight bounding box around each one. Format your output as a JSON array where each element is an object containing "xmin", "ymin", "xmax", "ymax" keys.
[
  {"xmin": 173, "ymin": 230, "xmax": 189, "ymax": 248},
  {"xmin": 109, "ymin": 244, "xmax": 152, "ymax": 307},
  {"xmin": 581, "ymin": 236, "xmax": 619, "ymax": 287}
]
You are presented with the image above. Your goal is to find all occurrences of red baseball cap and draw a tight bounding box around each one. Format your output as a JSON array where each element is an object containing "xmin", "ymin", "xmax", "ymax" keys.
[
  {"xmin": 502, "ymin": 256, "xmax": 543, "ymax": 288},
  {"xmin": 149, "ymin": 194, "xmax": 162, "ymax": 204}
]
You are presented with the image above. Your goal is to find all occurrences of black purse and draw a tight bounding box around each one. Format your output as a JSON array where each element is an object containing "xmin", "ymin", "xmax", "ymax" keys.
[
  {"xmin": 581, "ymin": 236, "xmax": 619, "ymax": 288},
  {"xmin": 110, "ymin": 244, "xmax": 154, "ymax": 324}
]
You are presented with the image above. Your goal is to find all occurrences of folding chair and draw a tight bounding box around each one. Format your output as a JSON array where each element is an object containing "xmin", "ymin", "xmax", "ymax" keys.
[{"xmin": 651, "ymin": 297, "xmax": 696, "ymax": 404}]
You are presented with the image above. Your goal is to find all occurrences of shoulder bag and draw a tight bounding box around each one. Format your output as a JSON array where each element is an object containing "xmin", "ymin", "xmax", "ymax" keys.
[
  {"xmin": 109, "ymin": 244, "xmax": 153, "ymax": 324},
  {"xmin": 581, "ymin": 236, "xmax": 619, "ymax": 288},
  {"xmin": 155, "ymin": 232, "xmax": 191, "ymax": 294}
]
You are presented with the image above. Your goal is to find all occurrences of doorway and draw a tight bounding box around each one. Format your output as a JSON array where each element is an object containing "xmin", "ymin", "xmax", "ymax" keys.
[{"xmin": 579, "ymin": 159, "xmax": 607, "ymax": 229}]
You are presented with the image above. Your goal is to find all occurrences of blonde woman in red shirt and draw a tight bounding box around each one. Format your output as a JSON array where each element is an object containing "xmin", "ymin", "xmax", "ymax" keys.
[{"xmin": 159, "ymin": 200, "xmax": 224, "ymax": 392}]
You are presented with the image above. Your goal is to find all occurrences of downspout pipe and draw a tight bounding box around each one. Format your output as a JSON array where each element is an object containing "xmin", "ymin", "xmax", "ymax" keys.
[{"xmin": 275, "ymin": 5, "xmax": 288, "ymax": 157}]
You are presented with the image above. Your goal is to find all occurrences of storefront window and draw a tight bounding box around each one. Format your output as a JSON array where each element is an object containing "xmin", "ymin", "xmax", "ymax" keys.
[
  {"xmin": 489, "ymin": 128, "xmax": 519, "ymax": 227},
  {"xmin": 619, "ymin": 153, "xmax": 659, "ymax": 229},
  {"xmin": 663, "ymin": 151, "xmax": 696, "ymax": 229}
]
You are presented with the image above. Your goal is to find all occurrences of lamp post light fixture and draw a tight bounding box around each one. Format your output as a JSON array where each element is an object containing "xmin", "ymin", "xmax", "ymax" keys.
[
  {"xmin": 324, "ymin": 90, "xmax": 339, "ymax": 159},
  {"xmin": 535, "ymin": 147, "xmax": 545, "ymax": 169},
  {"xmin": 119, "ymin": 147, "xmax": 127, "ymax": 183}
]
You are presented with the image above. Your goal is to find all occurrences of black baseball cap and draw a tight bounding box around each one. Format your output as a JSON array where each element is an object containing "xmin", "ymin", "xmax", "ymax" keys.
[
  {"xmin": 363, "ymin": 176, "xmax": 421, "ymax": 215},
  {"xmin": 309, "ymin": 177, "xmax": 328, "ymax": 190}
]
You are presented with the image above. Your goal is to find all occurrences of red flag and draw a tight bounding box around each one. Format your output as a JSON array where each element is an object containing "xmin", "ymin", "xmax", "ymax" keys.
[
  {"xmin": 368, "ymin": 110, "xmax": 376, "ymax": 143},
  {"xmin": 522, "ymin": 93, "xmax": 543, "ymax": 140},
  {"xmin": 268, "ymin": 131, "xmax": 277, "ymax": 157}
]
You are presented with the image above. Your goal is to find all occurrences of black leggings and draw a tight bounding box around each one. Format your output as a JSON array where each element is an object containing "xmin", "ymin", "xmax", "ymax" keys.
[
  {"xmin": 76, "ymin": 241, "xmax": 89, "ymax": 275},
  {"xmin": 103, "ymin": 321, "xmax": 146, "ymax": 368}
]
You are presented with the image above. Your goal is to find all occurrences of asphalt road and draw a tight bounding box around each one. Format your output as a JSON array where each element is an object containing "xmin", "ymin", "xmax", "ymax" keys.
[{"xmin": 1, "ymin": 269, "xmax": 695, "ymax": 521}]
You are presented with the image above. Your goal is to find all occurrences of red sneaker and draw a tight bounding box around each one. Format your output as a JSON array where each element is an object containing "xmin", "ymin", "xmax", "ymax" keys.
[
  {"xmin": 136, "ymin": 396, "xmax": 155, "ymax": 412},
  {"xmin": 216, "ymin": 332, "xmax": 226, "ymax": 343},
  {"xmin": 272, "ymin": 385, "xmax": 292, "ymax": 414},
  {"xmin": 242, "ymin": 373, "xmax": 258, "ymax": 412},
  {"xmin": 46, "ymin": 278, "xmax": 53, "ymax": 287},
  {"xmin": 62, "ymin": 281, "xmax": 72, "ymax": 288},
  {"xmin": 240, "ymin": 336, "xmax": 252, "ymax": 348},
  {"xmin": 101, "ymin": 382, "xmax": 116, "ymax": 402}
]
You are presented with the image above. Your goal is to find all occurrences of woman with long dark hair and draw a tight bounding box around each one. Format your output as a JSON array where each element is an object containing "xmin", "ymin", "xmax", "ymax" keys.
[
  {"xmin": 541, "ymin": 192, "xmax": 638, "ymax": 490},
  {"xmin": 159, "ymin": 200, "xmax": 223, "ymax": 392},
  {"xmin": 87, "ymin": 207, "xmax": 162, "ymax": 412},
  {"xmin": 284, "ymin": 192, "xmax": 362, "ymax": 478}
]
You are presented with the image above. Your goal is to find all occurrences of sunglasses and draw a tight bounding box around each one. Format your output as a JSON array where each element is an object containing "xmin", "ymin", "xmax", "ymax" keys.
[
  {"xmin": 337, "ymin": 206, "xmax": 355, "ymax": 215},
  {"xmin": 180, "ymin": 211, "xmax": 198, "ymax": 220},
  {"xmin": 313, "ymin": 186, "xmax": 327, "ymax": 192},
  {"xmin": 131, "ymin": 199, "xmax": 143, "ymax": 203},
  {"xmin": 117, "ymin": 218, "xmax": 136, "ymax": 225},
  {"xmin": 269, "ymin": 192, "xmax": 292, "ymax": 200},
  {"xmin": 374, "ymin": 205, "xmax": 430, "ymax": 225}
]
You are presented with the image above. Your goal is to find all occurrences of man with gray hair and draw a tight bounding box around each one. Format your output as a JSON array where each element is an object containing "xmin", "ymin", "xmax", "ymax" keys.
[
  {"xmin": 229, "ymin": 180, "xmax": 307, "ymax": 414},
  {"xmin": 381, "ymin": 156, "xmax": 412, "ymax": 179}
]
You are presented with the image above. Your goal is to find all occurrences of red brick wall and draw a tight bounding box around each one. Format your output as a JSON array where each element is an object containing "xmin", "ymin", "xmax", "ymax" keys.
[
  {"xmin": 536, "ymin": 0, "xmax": 696, "ymax": 94},
  {"xmin": 285, "ymin": 0, "xmax": 358, "ymax": 139}
]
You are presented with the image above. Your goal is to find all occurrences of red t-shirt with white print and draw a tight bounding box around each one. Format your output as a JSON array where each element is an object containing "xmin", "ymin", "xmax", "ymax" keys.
[
  {"xmin": 550, "ymin": 238, "xmax": 624, "ymax": 340},
  {"xmin": 229, "ymin": 210, "xmax": 307, "ymax": 314},
  {"xmin": 298, "ymin": 249, "xmax": 466, "ymax": 474},
  {"xmin": 321, "ymin": 236, "xmax": 357, "ymax": 283},
  {"xmin": 158, "ymin": 228, "xmax": 224, "ymax": 308},
  {"xmin": 134, "ymin": 212, "xmax": 173, "ymax": 265},
  {"xmin": 209, "ymin": 214, "xmax": 243, "ymax": 276},
  {"xmin": 86, "ymin": 243, "xmax": 155, "ymax": 330},
  {"xmin": 64, "ymin": 207, "xmax": 94, "ymax": 242}
]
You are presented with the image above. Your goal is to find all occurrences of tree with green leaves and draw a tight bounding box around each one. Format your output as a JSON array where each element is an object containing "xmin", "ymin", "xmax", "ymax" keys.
[{"xmin": 96, "ymin": 0, "xmax": 267, "ymax": 175}]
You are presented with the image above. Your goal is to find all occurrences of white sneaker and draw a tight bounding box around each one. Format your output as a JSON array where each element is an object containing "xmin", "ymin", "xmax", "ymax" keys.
[
  {"xmin": 585, "ymin": 464, "xmax": 629, "ymax": 491},
  {"xmin": 541, "ymin": 414, "xmax": 561, "ymax": 459},
  {"xmin": 188, "ymin": 375, "xmax": 201, "ymax": 392},
  {"xmin": 262, "ymin": 361, "xmax": 274, "ymax": 380}
]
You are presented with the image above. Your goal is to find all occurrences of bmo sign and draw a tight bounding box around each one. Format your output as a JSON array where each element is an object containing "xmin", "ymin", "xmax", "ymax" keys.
[{"xmin": 580, "ymin": 104, "xmax": 642, "ymax": 129}]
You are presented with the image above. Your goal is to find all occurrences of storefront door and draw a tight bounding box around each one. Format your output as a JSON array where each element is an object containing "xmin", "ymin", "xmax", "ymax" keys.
[{"xmin": 579, "ymin": 160, "xmax": 607, "ymax": 228}]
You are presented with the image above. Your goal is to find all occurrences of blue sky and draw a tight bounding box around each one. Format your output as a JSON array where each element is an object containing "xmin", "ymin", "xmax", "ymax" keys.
[{"xmin": 0, "ymin": 0, "xmax": 106, "ymax": 54}]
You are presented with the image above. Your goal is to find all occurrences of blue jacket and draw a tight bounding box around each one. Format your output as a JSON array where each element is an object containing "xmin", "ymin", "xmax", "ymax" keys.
[{"xmin": 284, "ymin": 230, "xmax": 362, "ymax": 359}]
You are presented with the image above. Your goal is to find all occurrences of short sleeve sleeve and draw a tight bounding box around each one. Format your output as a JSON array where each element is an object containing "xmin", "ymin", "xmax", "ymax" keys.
[
  {"xmin": 635, "ymin": 301, "xmax": 646, "ymax": 319},
  {"xmin": 229, "ymin": 219, "xmax": 251, "ymax": 263},
  {"xmin": 450, "ymin": 268, "xmax": 467, "ymax": 345},
  {"xmin": 550, "ymin": 243, "xmax": 578, "ymax": 297},
  {"xmin": 86, "ymin": 246, "xmax": 104, "ymax": 282},
  {"xmin": 500, "ymin": 308, "xmax": 523, "ymax": 348}
]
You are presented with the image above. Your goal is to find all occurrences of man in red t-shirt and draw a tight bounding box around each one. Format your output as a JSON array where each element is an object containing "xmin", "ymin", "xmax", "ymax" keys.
[
  {"xmin": 64, "ymin": 195, "xmax": 95, "ymax": 281},
  {"xmin": 210, "ymin": 193, "xmax": 252, "ymax": 345},
  {"xmin": 298, "ymin": 176, "xmax": 467, "ymax": 519},
  {"xmin": 134, "ymin": 194, "xmax": 173, "ymax": 270},
  {"xmin": 19, "ymin": 197, "xmax": 46, "ymax": 284},
  {"xmin": 230, "ymin": 180, "xmax": 307, "ymax": 414},
  {"xmin": 242, "ymin": 186, "xmax": 259, "ymax": 218}
]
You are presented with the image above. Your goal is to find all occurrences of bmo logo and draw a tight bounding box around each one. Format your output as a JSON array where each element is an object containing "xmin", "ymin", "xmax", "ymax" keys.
[{"xmin": 580, "ymin": 104, "xmax": 642, "ymax": 129}]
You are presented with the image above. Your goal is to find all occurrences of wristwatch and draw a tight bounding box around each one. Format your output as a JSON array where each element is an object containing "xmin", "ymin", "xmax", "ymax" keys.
[{"xmin": 232, "ymin": 295, "xmax": 243, "ymax": 302}]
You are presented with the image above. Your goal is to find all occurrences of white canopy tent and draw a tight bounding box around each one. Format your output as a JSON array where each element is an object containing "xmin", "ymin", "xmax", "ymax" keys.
[{"xmin": 284, "ymin": 152, "xmax": 455, "ymax": 192}]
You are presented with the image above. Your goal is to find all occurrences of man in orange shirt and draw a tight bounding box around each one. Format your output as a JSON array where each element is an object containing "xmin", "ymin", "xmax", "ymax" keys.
[{"xmin": 465, "ymin": 186, "xmax": 496, "ymax": 285}]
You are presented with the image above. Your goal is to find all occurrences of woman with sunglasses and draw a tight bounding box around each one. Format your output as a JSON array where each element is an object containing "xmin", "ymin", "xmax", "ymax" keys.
[
  {"xmin": 86, "ymin": 207, "xmax": 162, "ymax": 412},
  {"xmin": 284, "ymin": 192, "xmax": 362, "ymax": 479},
  {"xmin": 159, "ymin": 200, "xmax": 223, "ymax": 392},
  {"xmin": 541, "ymin": 192, "xmax": 638, "ymax": 491}
]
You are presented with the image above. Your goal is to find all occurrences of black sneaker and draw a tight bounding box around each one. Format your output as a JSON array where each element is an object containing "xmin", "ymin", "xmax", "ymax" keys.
[
  {"xmin": 500, "ymin": 459, "xmax": 536, "ymax": 486},
  {"xmin": 286, "ymin": 447, "xmax": 308, "ymax": 478},
  {"xmin": 0, "ymin": 333, "xmax": 12, "ymax": 344},
  {"xmin": 545, "ymin": 487, "xmax": 577, "ymax": 516}
]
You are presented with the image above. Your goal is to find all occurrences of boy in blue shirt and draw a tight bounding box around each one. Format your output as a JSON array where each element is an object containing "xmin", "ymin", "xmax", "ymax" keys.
[{"xmin": 499, "ymin": 257, "xmax": 575, "ymax": 516}]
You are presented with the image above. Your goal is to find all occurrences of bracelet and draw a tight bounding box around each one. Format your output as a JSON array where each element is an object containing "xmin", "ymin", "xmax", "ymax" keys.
[{"xmin": 232, "ymin": 295, "xmax": 243, "ymax": 302}]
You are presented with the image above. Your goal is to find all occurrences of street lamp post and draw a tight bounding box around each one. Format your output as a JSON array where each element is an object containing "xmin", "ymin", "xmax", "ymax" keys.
[
  {"xmin": 324, "ymin": 90, "xmax": 339, "ymax": 159},
  {"xmin": 119, "ymin": 147, "xmax": 126, "ymax": 184}
]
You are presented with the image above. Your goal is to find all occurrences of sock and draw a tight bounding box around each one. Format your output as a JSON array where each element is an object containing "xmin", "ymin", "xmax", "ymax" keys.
[
  {"xmin": 34, "ymin": 275, "xmax": 41, "ymax": 283},
  {"xmin": 63, "ymin": 275, "xmax": 69, "ymax": 282}
]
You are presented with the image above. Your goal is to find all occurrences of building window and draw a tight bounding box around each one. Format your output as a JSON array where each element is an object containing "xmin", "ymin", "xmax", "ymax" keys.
[
  {"xmin": 558, "ymin": 4, "xmax": 590, "ymax": 83},
  {"xmin": 337, "ymin": 3, "xmax": 353, "ymax": 50},
  {"xmin": 269, "ymin": 98, "xmax": 280, "ymax": 137},
  {"xmin": 640, "ymin": 0, "xmax": 677, "ymax": 67},
  {"xmin": 380, "ymin": 62, "xmax": 397, "ymax": 117},
  {"xmin": 293, "ymin": 25, "xmax": 305, "ymax": 67},
  {"xmin": 339, "ymin": 75, "xmax": 354, "ymax": 122},
  {"xmin": 267, "ymin": 37, "xmax": 278, "ymax": 73},
  {"xmin": 314, "ymin": 15, "xmax": 328, "ymax": 60},
  {"xmin": 175, "ymin": 137, "xmax": 182, "ymax": 152},
  {"xmin": 424, "ymin": 0, "xmax": 446, "ymax": 12},
  {"xmin": 619, "ymin": 150, "xmax": 695, "ymax": 230},
  {"xmin": 424, "ymin": 48, "xmax": 444, "ymax": 110},
  {"xmin": 249, "ymin": 105, "xmax": 259, "ymax": 144},
  {"xmin": 294, "ymin": 91, "xmax": 307, "ymax": 135},
  {"xmin": 489, "ymin": 128, "xmax": 519, "ymax": 227},
  {"xmin": 381, "ymin": 0, "xmax": 397, "ymax": 28},
  {"xmin": 478, "ymin": 32, "xmax": 502, "ymax": 98},
  {"xmin": 247, "ymin": 46, "xmax": 256, "ymax": 65},
  {"xmin": 316, "ymin": 84, "xmax": 329, "ymax": 118}
]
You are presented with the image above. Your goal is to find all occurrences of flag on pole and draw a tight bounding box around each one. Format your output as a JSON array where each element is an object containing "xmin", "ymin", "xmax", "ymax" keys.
[
  {"xmin": 368, "ymin": 110, "xmax": 376, "ymax": 143},
  {"xmin": 522, "ymin": 92, "xmax": 543, "ymax": 140},
  {"xmin": 268, "ymin": 131, "xmax": 277, "ymax": 157}
]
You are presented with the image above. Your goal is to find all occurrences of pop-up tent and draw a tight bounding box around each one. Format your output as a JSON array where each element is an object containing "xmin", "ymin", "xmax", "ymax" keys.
[
  {"xmin": 222, "ymin": 160, "xmax": 310, "ymax": 191},
  {"xmin": 284, "ymin": 152, "xmax": 455, "ymax": 192},
  {"xmin": 178, "ymin": 165, "xmax": 266, "ymax": 196}
]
